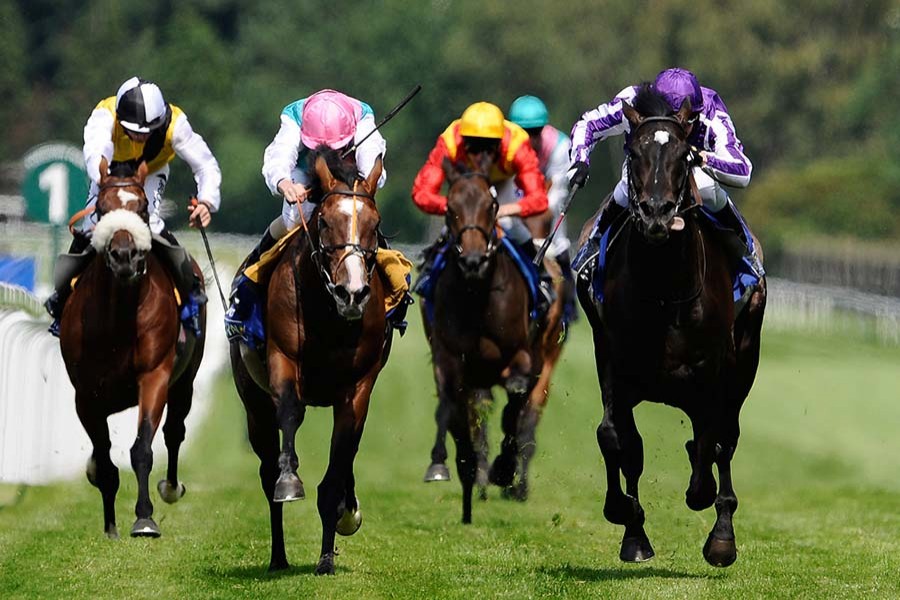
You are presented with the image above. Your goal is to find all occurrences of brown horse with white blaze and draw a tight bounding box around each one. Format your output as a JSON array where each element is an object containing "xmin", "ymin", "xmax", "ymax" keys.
[
  {"xmin": 230, "ymin": 152, "xmax": 392, "ymax": 575},
  {"xmin": 60, "ymin": 158, "xmax": 205, "ymax": 539}
]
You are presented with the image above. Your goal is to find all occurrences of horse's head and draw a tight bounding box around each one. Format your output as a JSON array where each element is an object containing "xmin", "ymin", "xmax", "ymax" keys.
[
  {"xmin": 91, "ymin": 158, "xmax": 152, "ymax": 282},
  {"xmin": 312, "ymin": 151, "xmax": 382, "ymax": 320},
  {"xmin": 443, "ymin": 155, "xmax": 498, "ymax": 280},
  {"xmin": 622, "ymin": 84, "xmax": 697, "ymax": 244}
]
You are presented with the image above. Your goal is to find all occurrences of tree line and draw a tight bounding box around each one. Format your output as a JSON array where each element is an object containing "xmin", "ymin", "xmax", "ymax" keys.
[{"xmin": 2, "ymin": 0, "xmax": 897, "ymax": 245}]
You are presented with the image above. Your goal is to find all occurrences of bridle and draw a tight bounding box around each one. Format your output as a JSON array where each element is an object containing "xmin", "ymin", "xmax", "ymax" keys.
[
  {"xmin": 295, "ymin": 181, "xmax": 379, "ymax": 302},
  {"xmin": 446, "ymin": 171, "xmax": 499, "ymax": 259},
  {"xmin": 68, "ymin": 179, "xmax": 149, "ymax": 234},
  {"xmin": 626, "ymin": 115, "xmax": 700, "ymax": 221}
]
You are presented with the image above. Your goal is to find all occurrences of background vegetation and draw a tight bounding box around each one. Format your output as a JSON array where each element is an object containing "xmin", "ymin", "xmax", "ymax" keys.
[{"xmin": 2, "ymin": 0, "xmax": 898, "ymax": 247}]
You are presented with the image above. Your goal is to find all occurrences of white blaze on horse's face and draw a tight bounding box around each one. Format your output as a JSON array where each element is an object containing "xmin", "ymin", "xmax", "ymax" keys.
[
  {"xmin": 337, "ymin": 198, "xmax": 366, "ymax": 292},
  {"xmin": 118, "ymin": 189, "xmax": 140, "ymax": 206},
  {"xmin": 654, "ymin": 131, "xmax": 670, "ymax": 146}
]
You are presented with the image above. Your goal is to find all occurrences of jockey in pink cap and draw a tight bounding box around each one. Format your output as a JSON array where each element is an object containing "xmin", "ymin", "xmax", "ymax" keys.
[{"xmin": 226, "ymin": 89, "xmax": 388, "ymax": 339}]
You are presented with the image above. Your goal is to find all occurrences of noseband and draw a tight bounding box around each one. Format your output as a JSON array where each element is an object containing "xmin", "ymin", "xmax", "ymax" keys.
[{"xmin": 447, "ymin": 172, "xmax": 499, "ymax": 258}]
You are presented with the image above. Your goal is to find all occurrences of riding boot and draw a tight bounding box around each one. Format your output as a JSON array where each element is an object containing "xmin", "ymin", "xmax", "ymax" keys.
[
  {"xmin": 45, "ymin": 235, "xmax": 93, "ymax": 337},
  {"xmin": 225, "ymin": 227, "xmax": 279, "ymax": 345},
  {"xmin": 573, "ymin": 198, "xmax": 627, "ymax": 274},
  {"xmin": 708, "ymin": 201, "xmax": 764, "ymax": 279},
  {"xmin": 158, "ymin": 230, "xmax": 207, "ymax": 336},
  {"xmin": 517, "ymin": 238, "xmax": 555, "ymax": 315},
  {"xmin": 412, "ymin": 230, "xmax": 449, "ymax": 295}
]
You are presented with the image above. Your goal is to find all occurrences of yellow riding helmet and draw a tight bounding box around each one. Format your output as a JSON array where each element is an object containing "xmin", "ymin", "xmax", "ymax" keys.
[{"xmin": 459, "ymin": 102, "xmax": 505, "ymax": 139}]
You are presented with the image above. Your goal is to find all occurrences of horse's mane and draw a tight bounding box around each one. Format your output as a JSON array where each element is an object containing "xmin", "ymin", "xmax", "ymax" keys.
[
  {"xmin": 631, "ymin": 82, "xmax": 675, "ymax": 119},
  {"xmin": 108, "ymin": 160, "xmax": 139, "ymax": 178},
  {"xmin": 306, "ymin": 145, "xmax": 359, "ymax": 194}
]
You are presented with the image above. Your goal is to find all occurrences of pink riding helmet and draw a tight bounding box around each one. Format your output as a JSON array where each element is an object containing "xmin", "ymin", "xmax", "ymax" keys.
[{"xmin": 300, "ymin": 90, "xmax": 360, "ymax": 150}]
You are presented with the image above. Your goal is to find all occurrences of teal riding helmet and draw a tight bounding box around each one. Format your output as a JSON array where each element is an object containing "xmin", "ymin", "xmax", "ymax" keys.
[{"xmin": 508, "ymin": 95, "xmax": 549, "ymax": 129}]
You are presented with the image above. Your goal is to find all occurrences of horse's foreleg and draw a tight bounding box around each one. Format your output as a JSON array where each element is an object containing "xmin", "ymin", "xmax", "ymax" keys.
[
  {"xmin": 270, "ymin": 351, "xmax": 306, "ymax": 503},
  {"xmin": 703, "ymin": 397, "xmax": 743, "ymax": 567},
  {"xmin": 75, "ymin": 396, "xmax": 120, "ymax": 538},
  {"xmin": 472, "ymin": 388, "xmax": 493, "ymax": 500},
  {"xmin": 615, "ymin": 406, "xmax": 654, "ymax": 562},
  {"xmin": 489, "ymin": 350, "xmax": 532, "ymax": 488},
  {"xmin": 685, "ymin": 399, "xmax": 721, "ymax": 512},
  {"xmin": 447, "ymin": 396, "xmax": 478, "ymax": 524},
  {"xmin": 157, "ymin": 373, "xmax": 194, "ymax": 504},
  {"xmin": 425, "ymin": 363, "xmax": 453, "ymax": 483},
  {"xmin": 130, "ymin": 368, "xmax": 170, "ymax": 537},
  {"xmin": 316, "ymin": 386, "xmax": 371, "ymax": 576}
]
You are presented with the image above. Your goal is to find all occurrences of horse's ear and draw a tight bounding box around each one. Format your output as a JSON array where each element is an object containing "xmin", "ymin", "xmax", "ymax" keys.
[
  {"xmin": 98, "ymin": 157, "xmax": 109, "ymax": 184},
  {"xmin": 442, "ymin": 157, "xmax": 459, "ymax": 185},
  {"xmin": 676, "ymin": 98, "xmax": 693, "ymax": 127},
  {"xmin": 136, "ymin": 161, "xmax": 148, "ymax": 184},
  {"xmin": 622, "ymin": 101, "xmax": 642, "ymax": 128},
  {"xmin": 315, "ymin": 154, "xmax": 336, "ymax": 191},
  {"xmin": 363, "ymin": 154, "xmax": 383, "ymax": 195}
]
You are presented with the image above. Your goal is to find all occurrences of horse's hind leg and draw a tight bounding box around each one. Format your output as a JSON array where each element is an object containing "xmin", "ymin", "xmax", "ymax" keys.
[
  {"xmin": 473, "ymin": 388, "xmax": 493, "ymax": 500},
  {"xmin": 76, "ymin": 397, "xmax": 120, "ymax": 539},
  {"xmin": 249, "ymin": 411, "xmax": 288, "ymax": 571},
  {"xmin": 157, "ymin": 373, "xmax": 194, "ymax": 504},
  {"xmin": 130, "ymin": 370, "xmax": 170, "ymax": 537}
]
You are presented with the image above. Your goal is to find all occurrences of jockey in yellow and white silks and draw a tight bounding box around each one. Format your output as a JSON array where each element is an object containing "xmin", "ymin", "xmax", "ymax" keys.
[
  {"xmin": 80, "ymin": 77, "xmax": 221, "ymax": 235},
  {"xmin": 46, "ymin": 77, "xmax": 219, "ymax": 336}
]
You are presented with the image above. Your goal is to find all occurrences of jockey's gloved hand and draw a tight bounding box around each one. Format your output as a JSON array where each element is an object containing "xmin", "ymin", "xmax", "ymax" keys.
[{"xmin": 567, "ymin": 161, "xmax": 590, "ymax": 188}]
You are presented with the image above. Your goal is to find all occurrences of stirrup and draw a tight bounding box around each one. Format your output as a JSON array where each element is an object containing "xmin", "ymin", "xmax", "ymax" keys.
[{"xmin": 48, "ymin": 319, "xmax": 61, "ymax": 338}]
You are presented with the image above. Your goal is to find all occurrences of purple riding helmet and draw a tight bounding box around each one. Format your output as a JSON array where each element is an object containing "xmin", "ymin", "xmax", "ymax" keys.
[{"xmin": 654, "ymin": 67, "xmax": 704, "ymax": 114}]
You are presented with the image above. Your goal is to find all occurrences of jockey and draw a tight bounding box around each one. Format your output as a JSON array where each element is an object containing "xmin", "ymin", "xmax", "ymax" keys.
[
  {"xmin": 411, "ymin": 101, "xmax": 551, "ymax": 303},
  {"xmin": 505, "ymin": 95, "xmax": 573, "ymax": 269},
  {"xmin": 568, "ymin": 68, "xmax": 763, "ymax": 278},
  {"xmin": 225, "ymin": 89, "xmax": 388, "ymax": 339},
  {"xmin": 45, "ymin": 76, "xmax": 220, "ymax": 335}
]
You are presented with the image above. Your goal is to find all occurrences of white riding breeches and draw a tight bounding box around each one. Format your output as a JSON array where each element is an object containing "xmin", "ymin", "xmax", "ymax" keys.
[{"xmin": 612, "ymin": 163, "xmax": 730, "ymax": 212}]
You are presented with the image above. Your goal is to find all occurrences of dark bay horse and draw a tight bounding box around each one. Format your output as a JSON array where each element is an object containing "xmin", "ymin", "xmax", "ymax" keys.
[
  {"xmin": 231, "ymin": 152, "xmax": 391, "ymax": 575},
  {"xmin": 60, "ymin": 159, "xmax": 206, "ymax": 538},
  {"xmin": 576, "ymin": 86, "xmax": 766, "ymax": 566},
  {"xmin": 423, "ymin": 208, "xmax": 571, "ymax": 503},
  {"xmin": 424, "ymin": 157, "xmax": 540, "ymax": 523}
]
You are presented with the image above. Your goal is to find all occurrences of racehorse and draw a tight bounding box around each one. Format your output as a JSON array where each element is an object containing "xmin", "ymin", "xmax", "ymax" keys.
[
  {"xmin": 576, "ymin": 85, "xmax": 766, "ymax": 567},
  {"xmin": 423, "ymin": 156, "xmax": 540, "ymax": 523},
  {"xmin": 423, "ymin": 208, "xmax": 570, "ymax": 502},
  {"xmin": 230, "ymin": 151, "xmax": 391, "ymax": 575},
  {"xmin": 59, "ymin": 158, "xmax": 206, "ymax": 539}
]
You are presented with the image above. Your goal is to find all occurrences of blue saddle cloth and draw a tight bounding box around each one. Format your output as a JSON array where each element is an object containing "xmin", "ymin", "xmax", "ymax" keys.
[
  {"xmin": 573, "ymin": 208, "xmax": 764, "ymax": 306},
  {"xmin": 414, "ymin": 237, "xmax": 541, "ymax": 324}
]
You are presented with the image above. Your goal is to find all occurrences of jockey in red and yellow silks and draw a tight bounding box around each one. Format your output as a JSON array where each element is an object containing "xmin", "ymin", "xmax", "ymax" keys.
[{"xmin": 412, "ymin": 102, "xmax": 548, "ymax": 219}]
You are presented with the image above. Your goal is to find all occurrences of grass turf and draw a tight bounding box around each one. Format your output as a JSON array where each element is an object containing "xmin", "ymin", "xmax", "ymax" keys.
[{"xmin": 1, "ymin": 313, "xmax": 899, "ymax": 599}]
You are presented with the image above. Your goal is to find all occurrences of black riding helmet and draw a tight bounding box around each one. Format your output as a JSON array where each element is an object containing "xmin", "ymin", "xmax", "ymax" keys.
[{"xmin": 115, "ymin": 77, "xmax": 170, "ymax": 133}]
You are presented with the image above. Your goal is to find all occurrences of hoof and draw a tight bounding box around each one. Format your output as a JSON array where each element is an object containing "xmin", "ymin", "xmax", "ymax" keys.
[
  {"xmin": 105, "ymin": 525, "xmax": 119, "ymax": 540},
  {"xmin": 505, "ymin": 375, "xmax": 529, "ymax": 395},
  {"xmin": 130, "ymin": 518, "xmax": 161, "ymax": 538},
  {"xmin": 273, "ymin": 472, "xmax": 305, "ymax": 503},
  {"xmin": 620, "ymin": 535, "xmax": 655, "ymax": 562},
  {"xmin": 501, "ymin": 482, "xmax": 528, "ymax": 502},
  {"xmin": 488, "ymin": 454, "xmax": 516, "ymax": 488},
  {"xmin": 314, "ymin": 552, "xmax": 335, "ymax": 576},
  {"xmin": 704, "ymin": 534, "xmax": 737, "ymax": 567},
  {"xmin": 336, "ymin": 499, "xmax": 362, "ymax": 536},
  {"xmin": 157, "ymin": 479, "xmax": 186, "ymax": 504},
  {"xmin": 268, "ymin": 558, "xmax": 289, "ymax": 572},
  {"xmin": 423, "ymin": 463, "xmax": 451, "ymax": 483},
  {"xmin": 86, "ymin": 458, "xmax": 98, "ymax": 487}
]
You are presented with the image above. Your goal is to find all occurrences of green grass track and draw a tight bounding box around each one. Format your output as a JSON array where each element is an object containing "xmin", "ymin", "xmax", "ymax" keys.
[{"xmin": 1, "ymin": 312, "xmax": 899, "ymax": 599}]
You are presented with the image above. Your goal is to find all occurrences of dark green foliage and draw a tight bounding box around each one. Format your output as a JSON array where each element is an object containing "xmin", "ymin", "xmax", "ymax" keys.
[{"xmin": 3, "ymin": 0, "xmax": 899, "ymax": 240}]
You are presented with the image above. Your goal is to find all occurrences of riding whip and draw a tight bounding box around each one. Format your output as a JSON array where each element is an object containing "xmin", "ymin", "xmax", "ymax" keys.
[
  {"xmin": 534, "ymin": 183, "xmax": 580, "ymax": 266},
  {"xmin": 190, "ymin": 198, "xmax": 228, "ymax": 311},
  {"xmin": 341, "ymin": 84, "xmax": 423, "ymax": 159}
]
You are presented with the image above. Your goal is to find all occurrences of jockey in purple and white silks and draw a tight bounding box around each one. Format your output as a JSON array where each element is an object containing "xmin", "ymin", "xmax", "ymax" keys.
[{"xmin": 568, "ymin": 68, "xmax": 763, "ymax": 281}]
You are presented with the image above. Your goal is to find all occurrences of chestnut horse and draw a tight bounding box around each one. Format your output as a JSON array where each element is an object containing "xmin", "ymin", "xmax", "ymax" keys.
[
  {"xmin": 576, "ymin": 85, "xmax": 766, "ymax": 566},
  {"xmin": 230, "ymin": 152, "xmax": 391, "ymax": 575},
  {"xmin": 424, "ymin": 157, "xmax": 540, "ymax": 523},
  {"xmin": 60, "ymin": 159, "xmax": 205, "ymax": 539}
]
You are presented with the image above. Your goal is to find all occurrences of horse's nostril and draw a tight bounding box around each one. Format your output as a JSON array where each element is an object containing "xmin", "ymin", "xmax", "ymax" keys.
[
  {"xmin": 638, "ymin": 203, "xmax": 652, "ymax": 216},
  {"xmin": 663, "ymin": 201, "xmax": 677, "ymax": 214},
  {"xmin": 334, "ymin": 286, "xmax": 351, "ymax": 303},
  {"xmin": 354, "ymin": 285, "xmax": 371, "ymax": 305}
]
